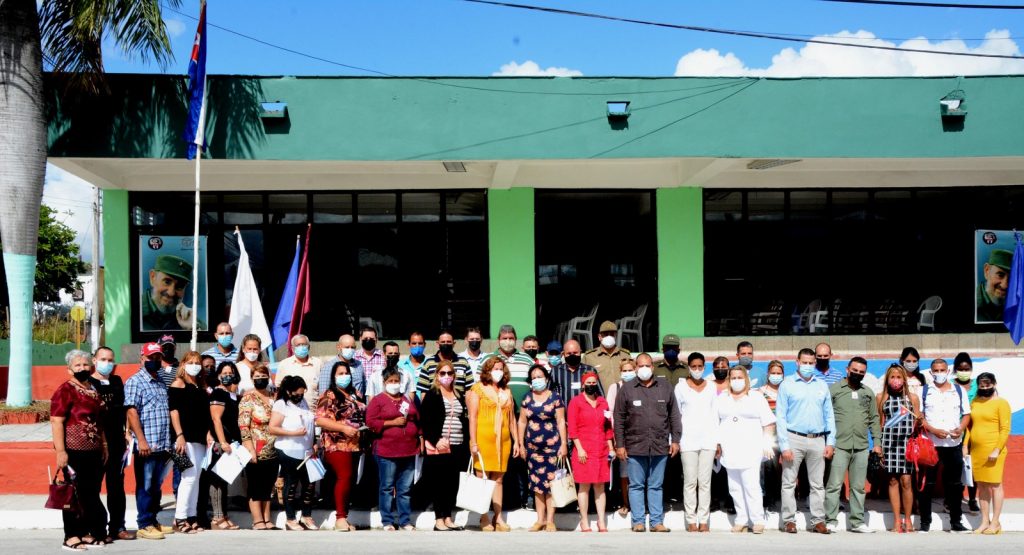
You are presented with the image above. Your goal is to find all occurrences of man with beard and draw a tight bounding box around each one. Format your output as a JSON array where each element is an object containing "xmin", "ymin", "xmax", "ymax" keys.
[
  {"xmin": 141, "ymin": 255, "xmax": 205, "ymax": 331},
  {"xmin": 977, "ymin": 249, "xmax": 1011, "ymax": 322}
]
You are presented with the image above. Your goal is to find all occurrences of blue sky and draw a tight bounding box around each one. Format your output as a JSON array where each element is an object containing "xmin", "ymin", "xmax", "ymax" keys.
[{"xmin": 48, "ymin": 0, "xmax": 1024, "ymax": 262}]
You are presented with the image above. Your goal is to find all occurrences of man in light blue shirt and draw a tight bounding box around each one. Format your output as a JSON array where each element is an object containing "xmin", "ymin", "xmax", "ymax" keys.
[
  {"xmin": 776, "ymin": 347, "xmax": 836, "ymax": 535},
  {"xmin": 813, "ymin": 343, "xmax": 846, "ymax": 385}
]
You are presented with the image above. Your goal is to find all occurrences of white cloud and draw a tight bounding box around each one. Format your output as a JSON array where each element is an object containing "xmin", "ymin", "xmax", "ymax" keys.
[
  {"xmin": 492, "ymin": 60, "xmax": 583, "ymax": 77},
  {"xmin": 165, "ymin": 17, "xmax": 186, "ymax": 38},
  {"xmin": 43, "ymin": 163, "xmax": 99, "ymax": 264},
  {"xmin": 675, "ymin": 29, "xmax": 1024, "ymax": 77}
]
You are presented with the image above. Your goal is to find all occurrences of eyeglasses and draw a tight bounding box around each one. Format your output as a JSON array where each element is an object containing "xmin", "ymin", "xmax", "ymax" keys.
[{"xmin": 438, "ymin": 371, "xmax": 454, "ymax": 376}]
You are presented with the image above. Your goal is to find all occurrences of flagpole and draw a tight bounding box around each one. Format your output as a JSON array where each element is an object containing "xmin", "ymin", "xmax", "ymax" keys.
[{"xmin": 190, "ymin": 147, "xmax": 201, "ymax": 350}]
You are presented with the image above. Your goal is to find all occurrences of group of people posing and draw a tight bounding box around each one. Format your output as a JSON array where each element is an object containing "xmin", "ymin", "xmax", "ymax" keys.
[{"xmin": 49, "ymin": 321, "xmax": 1011, "ymax": 550}]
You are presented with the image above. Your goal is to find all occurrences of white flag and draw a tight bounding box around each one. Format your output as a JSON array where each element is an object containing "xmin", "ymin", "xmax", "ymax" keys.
[{"xmin": 228, "ymin": 230, "xmax": 271, "ymax": 349}]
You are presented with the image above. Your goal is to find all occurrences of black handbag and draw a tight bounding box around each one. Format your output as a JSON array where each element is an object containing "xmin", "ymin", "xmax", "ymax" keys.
[{"xmin": 170, "ymin": 450, "xmax": 194, "ymax": 471}]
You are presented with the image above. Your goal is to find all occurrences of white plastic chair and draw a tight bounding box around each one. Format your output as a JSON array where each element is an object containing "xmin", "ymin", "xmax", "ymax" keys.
[
  {"xmin": 795, "ymin": 299, "xmax": 821, "ymax": 334},
  {"xmin": 917, "ymin": 296, "xmax": 943, "ymax": 331},
  {"xmin": 359, "ymin": 316, "xmax": 383, "ymax": 338},
  {"xmin": 616, "ymin": 303, "xmax": 648, "ymax": 352},
  {"xmin": 568, "ymin": 303, "xmax": 599, "ymax": 351}
]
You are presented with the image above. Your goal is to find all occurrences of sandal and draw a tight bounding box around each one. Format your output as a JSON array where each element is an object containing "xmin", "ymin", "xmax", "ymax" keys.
[
  {"xmin": 174, "ymin": 519, "xmax": 197, "ymax": 534},
  {"xmin": 62, "ymin": 539, "xmax": 88, "ymax": 552},
  {"xmin": 211, "ymin": 517, "xmax": 237, "ymax": 530},
  {"xmin": 383, "ymin": 524, "xmax": 396, "ymax": 531},
  {"xmin": 252, "ymin": 520, "xmax": 268, "ymax": 530},
  {"xmin": 188, "ymin": 520, "xmax": 205, "ymax": 533},
  {"xmin": 285, "ymin": 520, "xmax": 305, "ymax": 531},
  {"xmin": 300, "ymin": 517, "xmax": 318, "ymax": 530}
]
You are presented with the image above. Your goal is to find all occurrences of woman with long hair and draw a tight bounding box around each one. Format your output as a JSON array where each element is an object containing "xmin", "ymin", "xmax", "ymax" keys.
[
  {"xmin": 169, "ymin": 351, "xmax": 211, "ymax": 533},
  {"xmin": 420, "ymin": 360, "xmax": 469, "ymax": 531},
  {"xmin": 314, "ymin": 360, "xmax": 366, "ymax": 532},
  {"xmin": 876, "ymin": 363, "xmax": 921, "ymax": 533},
  {"xmin": 467, "ymin": 357, "xmax": 520, "ymax": 531},
  {"xmin": 269, "ymin": 375, "xmax": 317, "ymax": 531},
  {"xmin": 208, "ymin": 361, "xmax": 242, "ymax": 530},
  {"xmin": 234, "ymin": 334, "xmax": 265, "ymax": 393},
  {"xmin": 238, "ymin": 364, "xmax": 279, "ymax": 530}
]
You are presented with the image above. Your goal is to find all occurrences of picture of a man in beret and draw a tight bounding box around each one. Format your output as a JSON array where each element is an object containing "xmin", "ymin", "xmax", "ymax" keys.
[
  {"xmin": 977, "ymin": 248, "xmax": 1011, "ymax": 323},
  {"xmin": 141, "ymin": 254, "xmax": 206, "ymax": 331}
]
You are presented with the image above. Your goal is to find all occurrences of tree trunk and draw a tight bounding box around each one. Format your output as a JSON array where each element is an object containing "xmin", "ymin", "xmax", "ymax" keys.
[{"xmin": 0, "ymin": 0, "xmax": 46, "ymax": 407}]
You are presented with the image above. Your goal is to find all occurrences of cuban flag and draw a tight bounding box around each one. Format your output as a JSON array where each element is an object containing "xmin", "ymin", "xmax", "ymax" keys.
[
  {"xmin": 883, "ymin": 402, "xmax": 912, "ymax": 428},
  {"xmin": 183, "ymin": 0, "xmax": 208, "ymax": 160}
]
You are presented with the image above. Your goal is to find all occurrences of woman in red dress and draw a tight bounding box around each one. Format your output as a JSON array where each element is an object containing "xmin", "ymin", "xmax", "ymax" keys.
[{"xmin": 568, "ymin": 371, "xmax": 614, "ymax": 532}]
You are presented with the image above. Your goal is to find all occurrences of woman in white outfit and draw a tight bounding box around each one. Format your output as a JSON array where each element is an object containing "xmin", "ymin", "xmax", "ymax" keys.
[
  {"xmin": 673, "ymin": 352, "xmax": 718, "ymax": 532},
  {"xmin": 714, "ymin": 367, "xmax": 776, "ymax": 534}
]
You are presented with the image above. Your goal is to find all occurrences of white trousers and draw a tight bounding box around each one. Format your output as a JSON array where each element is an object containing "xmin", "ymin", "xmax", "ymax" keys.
[
  {"xmin": 174, "ymin": 442, "xmax": 208, "ymax": 519},
  {"xmin": 682, "ymin": 449, "xmax": 715, "ymax": 525},
  {"xmin": 726, "ymin": 465, "xmax": 765, "ymax": 527}
]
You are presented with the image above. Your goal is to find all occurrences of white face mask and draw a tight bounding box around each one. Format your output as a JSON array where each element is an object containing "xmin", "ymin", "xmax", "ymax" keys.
[
  {"xmin": 184, "ymin": 363, "xmax": 202, "ymax": 377},
  {"xmin": 244, "ymin": 351, "xmax": 259, "ymax": 362},
  {"xmin": 385, "ymin": 383, "xmax": 402, "ymax": 396},
  {"xmin": 730, "ymin": 378, "xmax": 746, "ymax": 393},
  {"xmin": 903, "ymin": 361, "xmax": 919, "ymax": 372},
  {"xmin": 490, "ymin": 369, "xmax": 505, "ymax": 384},
  {"xmin": 637, "ymin": 365, "xmax": 653, "ymax": 381},
  {"xmin": 601, "ymin": 336, "xmax": 617, "ymax": 349},
  {"xmin": 499, "ymin": 339, "xmax": 516, "ymax": 352},
  {"xmin": 689, "ymin": 368, "xmax": 704, "ymax": 381},
  {"xmin": 340, "ymin": 347, "xmax": 356, "ymax": 360},
  {"xmin": 932, "ymin": 371, "xmax": 949, "ymax": 385}
]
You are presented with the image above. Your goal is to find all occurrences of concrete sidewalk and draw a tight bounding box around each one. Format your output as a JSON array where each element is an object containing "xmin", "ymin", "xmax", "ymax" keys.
[
  {"xmin": 4, "ymin": 494, "xmax": 1024, "ymax": 532},
  {"xmin": 0, "ymin": 423, "xmax": 51, "ymax": 442}
]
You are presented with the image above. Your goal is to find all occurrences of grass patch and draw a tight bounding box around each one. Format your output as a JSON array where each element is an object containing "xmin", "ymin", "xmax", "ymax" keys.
[{"xmin": 0, "ymin": 401, "xmax": 51, "ymax": 420}]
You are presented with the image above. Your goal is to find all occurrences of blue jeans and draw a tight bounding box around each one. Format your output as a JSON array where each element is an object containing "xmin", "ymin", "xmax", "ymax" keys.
[
  {"xmin": 134, "ymin": 451, "xmax": 170, "ymax": 528},
  {"xmin": 627, "ymin": 455, "xmax": 667, "ymax": 527},
  {"xmin": 376, "ymin": 455, "xmax": 415, "ymax": 527}
]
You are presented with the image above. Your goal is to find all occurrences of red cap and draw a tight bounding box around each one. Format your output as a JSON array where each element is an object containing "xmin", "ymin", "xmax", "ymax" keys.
[
  {"xmin": 582, "ymin": 371, "xmax": 600, "ymax": 383},
  {"xmin": 140, "ymin": 342, "xmax": 163, "ymax": 357}
]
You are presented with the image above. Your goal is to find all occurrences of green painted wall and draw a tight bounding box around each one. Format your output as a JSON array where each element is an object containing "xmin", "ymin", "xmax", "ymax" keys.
[
  {"xmin": 46, "ymin": 75, "xmax": 1024, "ymax": 161},
  {"xmin": 0, "ymin": 340, "xmax": 79, "ymax": 365},
  {"xmin": 102, "ymin": 190, "xmax": 132, "ymax": 351},
  {"xmin": 657, "ymin": 187, "xmax": 704, "ymax": 338},
  {"xmin": 487, "ymin": 188, "xmax": 535, "ymax": 338}
]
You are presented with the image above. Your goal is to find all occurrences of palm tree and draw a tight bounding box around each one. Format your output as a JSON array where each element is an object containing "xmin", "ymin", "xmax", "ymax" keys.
[{"xmin": 0, "ymin": 0, "xmax": 180, "ymax": 406}]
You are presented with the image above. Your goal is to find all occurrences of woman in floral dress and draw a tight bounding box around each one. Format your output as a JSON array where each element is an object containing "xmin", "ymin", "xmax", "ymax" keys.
[{"xmin": 518, "ymin": 364, "xmax": 568, "ymax": 532}]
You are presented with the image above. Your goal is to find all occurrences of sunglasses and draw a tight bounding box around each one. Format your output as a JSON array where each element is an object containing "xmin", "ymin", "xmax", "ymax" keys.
[{"xmin": 438, "ymin": 371, "xmax": 454, "ymax": 376}]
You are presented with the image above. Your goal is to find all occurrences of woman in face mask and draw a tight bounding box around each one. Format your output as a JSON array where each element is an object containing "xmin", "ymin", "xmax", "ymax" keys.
[
  {"xmin": 315, "ymin": 361, "xmax": 366, "ymax": 532},
  {"xmin": 755, "ymin": 360, "xmax": 785, "ymax": 512},
  {"xmin": 712, "ymin": 356, "xmax": 731, "ymax": 394},
  {"xmin": 713, "ymin": 368, "xmax": 776, "ymax": 534},
  {"xmin": 517, "ymin": 365, "xmax": 568, "ymax": 532},
  {"xmin": 238, "ymin": 365, "xmax": 280, "ymax": 530},
  {"xmin": 466, "ymin": 358, "xmax": 520, "ymax": 531},
  {"xmin": 605, "ymin": 360, "xmax": 636, "ymax": 518},
  {"xmin": 419, "ymin": 360, "xmax": 469, "ymax": 531},
  {"xmin": 269, "ymin": 376, "xmax": 317, "ymax": 531},
  {"xmin": 875, "ymin": 364, "xmax": 921, "ymax": 533},
  {"xmin": 673, "ymin": 352, "xmax": 718, "ymax": 532},
  {"xmin": 968, "ymin": 373, "xmax": 1010, "ymax": 535},
  {"xmin": 898, "ymin": 347, "xmax": 926, "ymax": 399},
  {"xmin": 366, "ymin": 368, "xmax": 422, "ymax": 531},
  {"xmin": 207, "ymin": 362, "xmax": 242, "ymax": 530},
  {"xmin": 168, "ymin": 351, "xmax": 211, "ymax": 533},
  {"xmin": 51, "ymin": 350, "xmax": 109, "ymax": 551},
  {"xmin": 567, "ymin": 370, "xmax": 613, "ymax": 532},
  {"xmin": 235, "ymin": 334, "xmax": 265, "ymax": 393}
]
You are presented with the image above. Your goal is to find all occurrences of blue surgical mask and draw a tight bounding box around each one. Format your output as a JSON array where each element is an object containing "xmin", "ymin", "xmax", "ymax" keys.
[
  {"xmin": 797, "ymin": 364, "xmax": 815, "ymax": 378},
  {"xmin": 96, "ymin": 361, "xmax": 115, "ymax": 376},
  {"xmin": 410, "ymin": 346, "xmax": 425, "ymax": 358},
  {"xmin": 548, "ymin": 356, "xmax": 562, "ymax": 367},
  {"xmin": 530, "ymin": 378, "xmax": 548, "ymax": 392},
  {"xmin": 768, "ymin": 374, "xmax": 784, "ymax": 386},
  {"xmin": 621, "ymin": 371, "xmax": 637, "ymax": 382},
  {"xmin": 932, "ymin": 371, "xmax": 949, "ymax": 385},
  {"xmin": 294, "ymin": 345, "xmax": 310, "ymax": 358},
  {"xmin": 335, "ymin": 375, "xmax": 352, "ymax": 389},
  {"xmin": 217, "ymin": 334, "xmax": 234, "ymax": 348},
  {"xmin": 340, "ymin": 347, "xmax": 356, "ymax": 360}
]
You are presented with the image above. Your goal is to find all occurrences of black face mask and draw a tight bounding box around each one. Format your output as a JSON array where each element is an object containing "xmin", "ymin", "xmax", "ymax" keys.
[
  {"xmin": 847, "ymin": 373, "xmax": 864, "ymax": 387},
  {"xmin": 220, "ymin": 375, "xmax": 236, "ymax": 387},
  {"xmin": 143, "ymin": 360, "xmax": 162, "ymax": 374},
  {"xmin": 361, "ymin": 338, "xmax": 377, "ymax": 351},
  {"xmin": 386, "ymin": 354, "xmax": 400, "ymax": 368},
  {"xmin": 583, "ymin": 384, "xmax": 600, "ymax": 396},
  {"xmin": 289, "ymin": 394, "xmax": 304, "ymax": 405},
  {"xmin": 524, "ymin": 349, "xmax": 539, "ymax": 359},
  {"xmin": 713, "ymin": 368, "xmax": 728, "ymax": 380},
  {"xmin": 467, "ymin": 340, "xmax": 482, "ymax": 351},
  {"xmin": 73, "ymin": 370, "xmax": 92, "ymax": 383},
  {"xmin": 976, "ymin": 387, "xmax": 995, "ymax": 398},
  {"xmin": 564, "ymin": 354, "xmax": 581, "ymax": 367},
  {"xmin": 816, "ymin": 358, "xmax": 830, "ymax": 370},
  {"xmin": 253, "ymin": 378, "xmax": 270, "ymax": 390},
  {"xmin": 439, "ymin": 344, "xmax": 455, "ymax": 357}
]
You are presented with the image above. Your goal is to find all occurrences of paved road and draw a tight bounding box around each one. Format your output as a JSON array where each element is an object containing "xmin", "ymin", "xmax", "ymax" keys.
[{"xmin": 15, "ymin": 528, "xmax": 1024, "ymax": 554}]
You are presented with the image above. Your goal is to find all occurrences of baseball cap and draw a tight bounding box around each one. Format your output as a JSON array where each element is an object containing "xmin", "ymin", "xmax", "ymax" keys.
[
  {"xmin": 546, "ymin": 340, "xmax": 563, "ymax": 354},
  {"xmin": 140, "ymin": 342, "xmax": 163, "ymax": 357},
  {"xmin": 158, "ymin": 334, "xmax": 176, "ymax": 346}
]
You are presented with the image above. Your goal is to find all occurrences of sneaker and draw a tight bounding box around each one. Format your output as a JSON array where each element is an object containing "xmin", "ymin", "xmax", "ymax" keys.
[
  {"xmin": 157, "ymin": 523, "xmax": 174, "ymax": 534},
  {"xmin": 136, "ymin": 526, "xmax": 165, "ymax": 540},
  {"xmin": 826, "ymin": 523, "xmax": 839, "ymax": 534},
  {"xmin": 950, "ymin": 523, "xmax": 971, "ymax": 534},
  {"xmin": 850, "ymin": 524, "xmax": 875, "ymax": 534}
]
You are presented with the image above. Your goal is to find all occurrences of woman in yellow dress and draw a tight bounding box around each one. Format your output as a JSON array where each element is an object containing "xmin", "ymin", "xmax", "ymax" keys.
[
  {"xmin": 968, "ymin": 372, "xmax": 1011, "ymax": 535},
  {"xmin": 467, "ymin": 357, "xmax": 520, "ymax": 531}
]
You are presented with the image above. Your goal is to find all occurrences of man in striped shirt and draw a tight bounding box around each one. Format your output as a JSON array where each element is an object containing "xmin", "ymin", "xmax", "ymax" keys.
[
  {"xmin": 479, "ymin": 324, "xmax": 534, "ymax": 410},
  {"xmin": 417, "ymin": 329, "xmax": 474, "ymax": 397}
]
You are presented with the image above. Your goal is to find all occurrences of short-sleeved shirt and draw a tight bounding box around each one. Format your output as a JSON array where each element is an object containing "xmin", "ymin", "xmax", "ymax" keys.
[
  {"xmin": 272, "ymin": 398, "xmax": 315, "ymax": 459},
  {"xmin": 922, "ymin": 383, "xmax": 971, "ymax": 447},
  {"xmin": 355, "ymin": 349, "xmax": 386, "ymax": 383},
  {"xmin": 417, "ymin": 353, "xmax": 474, "ymax": 396},
  {"xmin": 714, "ymin": 391, "xmax": 776, "ymax": 469},
  {"xmin": 124, "ymin": 368, "xmax": 172, "ymax": 452},
  {"xmin": 202, "ymin": 344, "xmax": 239, "ymax": 368},
  {"xmin": 89, "ymin": 374, "xmax": 126, "ymax": 445},
  {"xmin": 275, "ymin": 355, "xmax": 323, "ymax": 406},
  {"xmin": 459, "ymin": 349, "xmax": 486, "ymax": 378},
  {"xmin": 209, "ymin": 387, "xmax": 241, "ymax": 444},
  {"xmin": 51, "ymin": 381, "xmax": 106, "ymax": 452},
  {"xmin": 654, "ymin": 360, "xmax": 690, "ymax": 388},
  {"xmin": 582, "ymin": 347, "xmax": 633, "ymax": 392}
]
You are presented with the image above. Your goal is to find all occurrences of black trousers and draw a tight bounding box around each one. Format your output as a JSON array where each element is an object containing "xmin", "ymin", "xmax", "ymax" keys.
[
  {"xmin": 64, "ymin": 450, "xmax": 108, "ymax": 541},
  {"xmin": 276, "ymin": 450, "xmax": 314, "ymax": 520},
  {"xmin": 919, "ymin": 446, "xmax": 964, "ymax": 526},
  {"xmin": 424, "ymin": 445, "xmax": 468, "ymax": 519},
  {"xmin": 101, "ymin": 441, "xmax": 126, "ymax": 535}
]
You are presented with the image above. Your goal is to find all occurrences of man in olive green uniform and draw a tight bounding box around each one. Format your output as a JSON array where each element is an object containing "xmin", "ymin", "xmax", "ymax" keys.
[
  {"xmin": 653, "ymin": 334, "xmax": 689, "ymax": 387},
  {"xmin": 583, "ymin": 320, "xmax": 633, "ymax": 392},
  {"xmin": 977, "ymin": 249, "xmax": 1011, "ymax": 323},
  {"xmin": 141, "ymin": 254, "xmax": 205, "ymax": 331}
]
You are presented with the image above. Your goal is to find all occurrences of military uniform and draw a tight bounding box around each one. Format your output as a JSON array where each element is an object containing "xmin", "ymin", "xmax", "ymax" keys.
[
  {"xmin": 977, "ymin": 248, "xmax": 1012, "ymax": 323},
  {"xmin": 654, "ymin": 359, "xmax": 689, "ymax": 388},
  {"xmin": 583, "ymin": 346, "xmax": 633, "ymax": 393},
  {"xmin": 141, "ymin": 254, "xmax": 205, "ymax": 331}
]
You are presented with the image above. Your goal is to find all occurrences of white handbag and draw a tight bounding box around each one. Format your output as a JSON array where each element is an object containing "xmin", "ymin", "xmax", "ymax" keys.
[
  {"xmin": 962, "ymin": 455, "xmax": 974, "ymax": 488},
  {"xmin": 456, "ymin": 453, "xmax": 496, "ymax": 514},
  {"xmin": 550, "ymin": 457, "xmax": 577, "ymax": 508}
]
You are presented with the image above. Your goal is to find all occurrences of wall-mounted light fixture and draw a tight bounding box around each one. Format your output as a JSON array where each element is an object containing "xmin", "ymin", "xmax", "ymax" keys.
[
  {"xmin": 607, "ymin": 100, "xmax": 630, "ymax": 120},
  {"xmin": 939, "ymin": 89, "xmax": 966, "ymax": 120}
]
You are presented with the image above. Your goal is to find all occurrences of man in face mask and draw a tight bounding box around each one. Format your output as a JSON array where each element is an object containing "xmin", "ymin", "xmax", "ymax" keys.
[
  {"xmin": 355, "ymin": 326, "xmax": 385, "ymax": 387},
  {"xmin": 736, "ymin": 341, "xmax": 763, "ymax": 387},
  {"xmin": 124, "ymin": 343, "xmax": 174, "ymax": 538},
  {"xmin": 521, "ymin": 335, "xmax": 542, "ymax": 363},
  {"xmin": 550, "ymin": 339, "xmax": 599, "ymax": 406},
  {"xmin": 275, "ymin": 334, "xmax": 323, "ymax": 406},
  {"xmin": 814, "ymin": 343, "xmax": 845, "ymax": 386},
  {"xmin": 824, "ymin": 357, "xmax": 882, "ymax": 533},
  {"xmin": 777, "ymin": 348, "xmax": 836, "ymax": 534},
  {"xmin": 202, "ymin": 322, "xmax": 238, "ymax": 368},
  {"xmin": 654, "ymin": 334, "xmax": 689, "ymax": 388},
  {"xmin": 952, "ymin": 352, "xmax": 980, "ymax": 514},
  {"xmin": 417, "ymin": 329, "xmax": 473, "ymax": 398},
  {"xmin": 459, "ymin": 327, "xmax": 486, "ymax": 377},
  {"xmin": 367, "ymin": 341, "xmax": 414, "ymax": 400},
  {"xmin": 89, "ymin": 346, "xmax": 134, "ymax": 541},
  {"xmin": 918, "ymin": 359, "xmax": 971, "ymax": 533},
  {"xmin": 157, "ymin": 335, "xmax": 178, "ymax": 388},
  {"xmin": 319, "ymin": 334, "xmax": 364, "ymax": 397},
  {"xmin": 583, "ymin": 321, "xmax": 633, "ymax": 393},
  {"xmin": 399, "ymin": 332, "xmax": 428, "ymax": 394}
]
